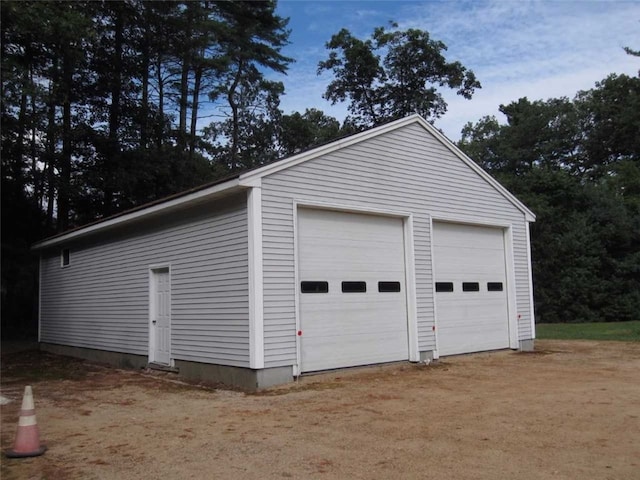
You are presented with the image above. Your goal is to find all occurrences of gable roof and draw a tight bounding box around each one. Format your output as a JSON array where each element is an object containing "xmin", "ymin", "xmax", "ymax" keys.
[{"xmin": 32, "ymin": 114, "xmax": 535, "ymax": 250}]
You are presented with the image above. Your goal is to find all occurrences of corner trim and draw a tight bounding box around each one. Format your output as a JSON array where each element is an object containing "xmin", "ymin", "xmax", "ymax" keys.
[
  {"xmin": 292, "ymin": 200, "xmax": 302, "ymax": 376},
  {"xmin": 503, "ymin": 226, "xmax": 519, "ymax": 348},
  {"xmin": 248, "ymin": 186, "xmax": 265, "ymax": 369},
  {"xmin": 525, "ymin": 222, "xmax": 536, "ymax": 338}
]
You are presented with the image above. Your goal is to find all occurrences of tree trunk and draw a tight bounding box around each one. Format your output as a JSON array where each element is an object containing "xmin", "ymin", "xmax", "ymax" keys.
[
  {"xmin": 156, "ymin": 55, "xmax": 164, "ymax": 150},
  {"xmin": 45, "ymin": 67, "xmax": 57, "ymax": 232},
  {"xmin": 57, "ymin": 50, "xmax": 72, "ymax": 233},
  {"xmin": 178, "ymin": 55, "xmax": 190, "ymax": 150},
  {"xmin": 14, "ymin": 62, "xmax": 29, "ymax": 184},
  {"xmin": 140, "ymin": 7, "xmax": 150, "ymax": 149},
  {"xmin": 177, "ymin": 11, "xmax": 192, "ymax": 151},
  {"xmin": 104, "ymin": 6, "xmax": 123, "ymax": 216},
  {"xmin": 30, "ymin": 64, "xmax": 41, "ymax": 206},
  {"xmin": 227, "ymin": 62, "xmax": 243, "ymax": 170},
  {"xmin": 189, "ymin": 61, "xmax": 203, "ymax": 160}
]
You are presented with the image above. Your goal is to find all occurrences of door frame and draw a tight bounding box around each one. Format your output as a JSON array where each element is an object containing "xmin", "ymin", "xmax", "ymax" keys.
[
  {"xmin": 148, "ymin": 263, "xmax": 172, "ymax": 365},
  {"xmin": 292, "ymin": 200, "xmax": 419, "ymax": 375},
  {"xmin": 430, "ymin": 216, "xmax": 518, "ymax": 357}
]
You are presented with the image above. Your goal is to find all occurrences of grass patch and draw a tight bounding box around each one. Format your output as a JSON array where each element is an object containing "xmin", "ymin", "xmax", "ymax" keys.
[{"xmin": 536, "ymin": 321, "xmax": 640, "ymax": 342}]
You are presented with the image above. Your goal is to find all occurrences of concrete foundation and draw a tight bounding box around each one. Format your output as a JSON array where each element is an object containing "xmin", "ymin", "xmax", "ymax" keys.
[
  {"xmin": 256, "ymin": 366, "xmax": 295, "ymax": 388},
  {"xmin": 175, "ymin": 359, "xmax": 292, "ymax": 390},
  {"xmin": 39, "ymin": 342, "xmax": 293, "ymax": 391},
  {"xmin": 419, "ymin": 350, "xmax": 435, "ymax": 362},
  {"xmin": 519, "ymin": 339, "xmax": 535, "ymax": 352},
  {"xmin": 40, "ymin": 342, "xmax": 147, "ymax": 369}
]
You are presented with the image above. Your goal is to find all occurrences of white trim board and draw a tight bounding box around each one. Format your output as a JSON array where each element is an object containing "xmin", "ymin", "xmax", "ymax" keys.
[
  {"xmin": 247, "ymin": 186, "xmax": 265, "ymax": 369},
  {"xmin": 526, "ymin": 222, "xmax": 536, "ymax": 339},
  {"xmin": 428, "ymin": 213, "xmax": 512, "ymax": 229},
  {"xmin": 293, "ymin": 199, "xmax": 412, "ymax": 219},
  {"xmin": 292, "ymin": 200, "xmax": 302, "ymax": 377},
  {"xmin": 503, "ymin": 226, "xmax": 519, "ymax": 349}
]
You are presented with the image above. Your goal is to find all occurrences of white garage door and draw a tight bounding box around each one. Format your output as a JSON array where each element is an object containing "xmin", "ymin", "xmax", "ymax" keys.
[
  {"xmin": 298, "ymin": 208, "xmax": 408, "ymax": 372},
  {"xmin": 433, "ymin": 222, "xmax": 510, "ymax": 356}
]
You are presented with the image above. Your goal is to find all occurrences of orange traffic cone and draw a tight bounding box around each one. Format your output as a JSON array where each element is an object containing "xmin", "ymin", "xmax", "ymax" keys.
[{"xmin": 4, "ymin": 385, "xmax": 47, "ymax": 458}]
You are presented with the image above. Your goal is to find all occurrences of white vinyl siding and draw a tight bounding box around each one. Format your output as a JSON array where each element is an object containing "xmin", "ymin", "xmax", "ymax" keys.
[
  {"xmin": 261, "ymin": 123, "xmax": 533, "ymax": 367},
  {"xmin": 40, "ymin": 195, "xmax": 250, "ymax": 367}
]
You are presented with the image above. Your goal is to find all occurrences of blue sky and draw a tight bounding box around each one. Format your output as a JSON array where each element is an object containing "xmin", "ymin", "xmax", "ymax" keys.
[{"xmin": 271, "ymin": 0, "xmax": 640, "ymax": 140}]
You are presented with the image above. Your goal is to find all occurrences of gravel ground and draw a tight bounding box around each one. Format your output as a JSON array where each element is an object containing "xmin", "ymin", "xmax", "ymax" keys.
[{"xmin": 1, "ymin": 340, "xmax": 639, "ymax": 480}]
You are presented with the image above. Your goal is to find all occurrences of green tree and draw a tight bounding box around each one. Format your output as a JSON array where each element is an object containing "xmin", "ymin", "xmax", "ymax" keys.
[
  {"xmin": 574, "ymin": 74, "xmax": 640, "ymax": 180},
  {"xmin": 207, "ymin": 0, "xmax": 292, "ymax": 169},
  {"xmin": 502, "ymin": 169, "xmax": 639, "ymax": 323},
  {"xmin": 278, "ymin": 108, "xmax": 341, "ymax": 156},
  {"xmin": 86, "ymin": 0, "xmax": 145, "ymax": 217},
  {"xmin": 1, "ymin": 1, "xmax": 93, "ymax": 232},
  {"xmin": 624, "ymin": 45, "xmax": 640, "ymax": 58},
  {"xmin": 459, "ymin": 97, "xmax": 580, "ymax": 177},
  {"xmin": 459, "ymin": 75, "xmax": 640, "ymax": 324},
  {"xmin": 318, "ymin": 23, "xmax": 481, "ymax": 128},
  {"xmin": 1, "ymin": 0, "xmax": 295, "ymax": 339},
  {"xmin": 205, "ymin": 78, "xmax": 284, "ymax": 170}
]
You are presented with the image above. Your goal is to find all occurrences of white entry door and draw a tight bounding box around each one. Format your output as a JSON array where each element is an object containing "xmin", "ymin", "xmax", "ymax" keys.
[
  {"xmin": 150, "ymin": 267, "xmax": 171, "ymax": 364},
  {"xmin": 298, "ymin": 208, "xmax": 409, "ymax": 372}
]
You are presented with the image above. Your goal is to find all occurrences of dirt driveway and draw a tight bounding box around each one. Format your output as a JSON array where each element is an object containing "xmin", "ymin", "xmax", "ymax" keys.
[{"xmin": 1, "ymin": 340, "xmax": 639, "ymax": 480}]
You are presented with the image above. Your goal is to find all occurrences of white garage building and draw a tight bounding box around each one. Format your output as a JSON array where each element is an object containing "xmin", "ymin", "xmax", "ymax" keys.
[{"xmin": 33, "ymin": 114, "xmax": 536, "ymax": 389}]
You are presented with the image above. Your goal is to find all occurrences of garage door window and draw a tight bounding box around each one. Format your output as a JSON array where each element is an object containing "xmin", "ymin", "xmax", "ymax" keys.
[
  {"xmin": 378, "ymin": 281, "xmax": 401, "ymax": 292},
  {"xmin": 301, "ymin": 281, "xmax": 329, "ymax": 293},
  {"xmin": 435, "ymin": 282, "xmax": 454, "ymax": 292},
  {"xmin": 342, "ymin": 281, "xmax": 366, "ymax": 293},
  {"xmin": 487, "ymin": 282, "xmax": 503, "ymax": 292},
  {"xmin": 462, "ymin": 282, "xmax": 480, "ymax": 292}
]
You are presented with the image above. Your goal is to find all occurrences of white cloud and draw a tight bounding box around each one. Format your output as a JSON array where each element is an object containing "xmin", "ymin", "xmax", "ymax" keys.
[
  {"xmin": 274, "ymin": 1, "xmax": 640, "ymax": 140},
  {"xmin": 436, "ymin": 67, "xmax": 619, "ymax": 140},
  {"xmin": 423, "ymin": 2, "xmax": 640, "ymax": 139}
]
